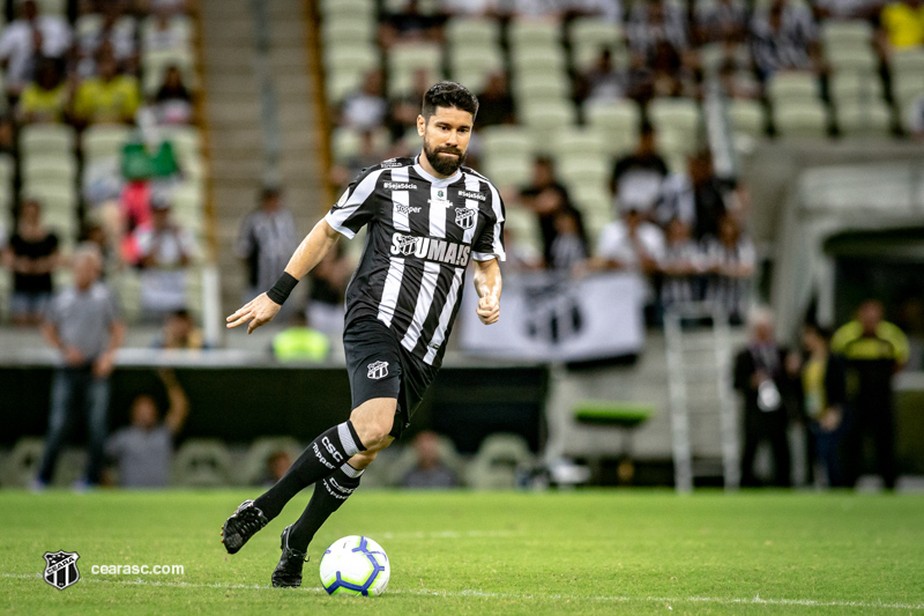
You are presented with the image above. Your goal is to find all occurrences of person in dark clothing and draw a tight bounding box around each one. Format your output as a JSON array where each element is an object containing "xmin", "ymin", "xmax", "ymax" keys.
[
  {"xmin": 831, "ymin": 300, "xmax": 909, "ymax": 490},
  {"xmin": 4, "ymin": 198, "xmax": 60, "ymax": 326},
  {"xmin": 733, "ymin": 307, "xmax": 798, "ymax": 487},
  {"xmin": 519, "ymin": 155, "xmax": 587, "ymax": 269}
]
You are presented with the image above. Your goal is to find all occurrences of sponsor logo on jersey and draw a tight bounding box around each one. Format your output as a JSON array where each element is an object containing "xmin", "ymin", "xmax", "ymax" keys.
[
  {"xmin": 389, "ymin": 233, "xmax": 472, "ymax": 267},
  {"xmin": 380, "ymin": 158, "xmax": 403, "ymax": 168},
  {"xmin": 367, "ymin": 360, "xmax": 389, "ymax": 380},
  {"xmin": 395, "ymin": 203, "xmax": 422, "ymax": 215},
  {"xmin": 454, "ymin": 207, "xmax": 476, "ymax": 230},
  {"xmin": 458, "ymin": 190, "xmax": 486, "ymax": 202},
  {"xmin": 384, "ymin": 182, "xmax": 418, "ymax": 190}
]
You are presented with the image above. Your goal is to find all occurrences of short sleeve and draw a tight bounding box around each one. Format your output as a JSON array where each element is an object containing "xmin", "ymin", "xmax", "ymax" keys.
[
  {"xmin": 471, "ymin": 183, "xmax": 506, "ymax": 262},
  {"xmin": 324, "ymin": 166, "xmax": 387, "ymax": 239}
]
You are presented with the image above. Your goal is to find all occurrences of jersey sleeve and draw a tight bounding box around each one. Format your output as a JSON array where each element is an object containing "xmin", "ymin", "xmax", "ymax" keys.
[
  {"xmin": 324, "ymin": 166, "xmax": 387, "ymax": 240},
  {"xmin": 471, "ymin": 182, "xmax": 506, "ymax": 262}
]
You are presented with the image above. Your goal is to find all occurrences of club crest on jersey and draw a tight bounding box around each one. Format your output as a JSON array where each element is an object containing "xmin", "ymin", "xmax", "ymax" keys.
[
  {"xmin": 454, "ymin": 207, "xmax": 476, "ymax": 230},
  {"xmin": 367, "ymin": 361, "xmax": 389, "ymax": 380},
  {"xmin": 392, "ymin": 234, "xmax": 418, "ymax": 256},
  {"xmin": 43, "ymin": 550, "xmax": 80, "ymax": 590}
]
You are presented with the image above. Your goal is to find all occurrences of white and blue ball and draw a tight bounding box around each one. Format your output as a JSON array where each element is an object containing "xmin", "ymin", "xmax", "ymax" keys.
[{"xmin": 319, "ymin": 535, "xmax": 390, "ymax": 596}]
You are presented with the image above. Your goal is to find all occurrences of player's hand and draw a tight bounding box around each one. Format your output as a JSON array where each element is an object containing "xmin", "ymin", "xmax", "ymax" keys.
[
  {"xmin": 226, "ymin": 293, "xmax": 282, "ymax": 334},
  {"xmin": 477, "ymin": 295, "xmax": 500, "ymax": 325},
  {"xmin": 93, "ymin": 351, "xmax": 115, "ymax": 378}
]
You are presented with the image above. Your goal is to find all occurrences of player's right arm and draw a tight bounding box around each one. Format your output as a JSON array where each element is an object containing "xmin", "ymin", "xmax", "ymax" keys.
[{"xmin": 226, "ymin": 218, "xmax": 340, "ymax": 334}]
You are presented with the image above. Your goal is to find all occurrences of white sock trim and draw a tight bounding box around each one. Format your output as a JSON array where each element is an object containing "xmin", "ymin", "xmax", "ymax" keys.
[{"xmin": 340, "ymin": 462, "xmax": 364, "ymax": 479}]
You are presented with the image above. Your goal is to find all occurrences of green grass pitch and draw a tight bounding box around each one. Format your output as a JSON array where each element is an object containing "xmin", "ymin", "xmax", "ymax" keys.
[{"xmin": 2, "ymin": 489, "xmax": 923, "ymax": 615}]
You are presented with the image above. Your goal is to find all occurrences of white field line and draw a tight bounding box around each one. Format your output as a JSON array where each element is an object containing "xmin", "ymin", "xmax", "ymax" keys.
[{"xmin": 3, "ymin": 572, "xmax": 923, "ymax": 611}]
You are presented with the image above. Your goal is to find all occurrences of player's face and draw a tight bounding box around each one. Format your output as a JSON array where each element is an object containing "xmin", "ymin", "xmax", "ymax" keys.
[{"xmin": 418, "ymin": 106, "xmax": 473, "ymax": 177}]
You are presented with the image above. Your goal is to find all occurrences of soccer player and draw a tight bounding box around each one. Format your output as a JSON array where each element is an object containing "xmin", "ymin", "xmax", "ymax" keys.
[{"xmin": 220, "ymin": 82, "xmax": 505, "ymax": 587}]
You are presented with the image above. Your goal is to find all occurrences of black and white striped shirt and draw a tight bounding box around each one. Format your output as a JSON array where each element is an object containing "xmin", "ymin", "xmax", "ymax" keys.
[{"xmin": 325, "ymin": 156, "xmax": 506, "ymax": 367}]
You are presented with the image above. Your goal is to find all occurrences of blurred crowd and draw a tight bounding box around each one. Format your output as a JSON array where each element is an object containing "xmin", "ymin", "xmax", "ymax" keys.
[{"xmin": 0, "ymin": 0, "xmax": 200, "ymax": 327}]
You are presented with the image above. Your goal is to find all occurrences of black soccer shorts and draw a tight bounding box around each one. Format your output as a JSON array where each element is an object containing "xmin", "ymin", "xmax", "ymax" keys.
[{"xmin": 343, "ymin": 318, "xmax": 437, "ymax": 439}]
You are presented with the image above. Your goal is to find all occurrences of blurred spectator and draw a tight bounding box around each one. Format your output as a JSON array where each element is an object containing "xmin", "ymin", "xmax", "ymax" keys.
[
  {"xmin": 610, "ymin": 122, "xmax": 669, "ymax": 217},
  {"xmin": 143, "ymin": 6, "xmax": 188, "ymax": 52},
  {"xmin": 35, "ymin": 243, "xmax": 124, "ymax": 490},
  {"xmin": 657, "ymin": 217, "xmax": 705, "ymax": 314},
  {"xmin": 79, "ymin": 217, "xmax": 117, "ymax": 276},
  {"xmin": 816, "ymin": 0, "xmax": 881, "ymax": 20},
  {"xmin": 658, "ymin": 149, "xmax": 731, "ymax": 240},
  {"xmin": 798, "ymin": 322, "xmax": 848, "ymax": 488},
  {"xmin": 696, "ymin": 0, "xmax": 750, "ymax": 45},
  {"xmin": 749, "ymin": 0, "xmax": 822, "ymax": 82},
  {"xmin": 3, "ymin": 198, "xmax": 61, "ymax": 326},
  {"xmin": 702, "ymin": 213, "xmax": 754, "ymax": 324},
  {"xmin": 474, "ymin": 70, "xmax": 517, "ymax": 128},
  {"xmin": 106, "ymin": 368, "xmax": 189, "ymax": 488},
  {"xmin": 878, "ymin": 0, "xmax": 924, "ymax": 54},
  {"xmin": 262, "ymin": 450, "xmax": 293, "ymax": 486},
  {"xmin": 151, "ymin": 64, "xmax": 194, "ymax": 126},
  {"xmin": 272, "ymin": 311, "xmax": 331, "ymax": 362},
  {"xmin": 831, "ymin": 299, "xmax": 909, "ymax": 490},
  {"xmin": 733, "ymin": 307, "xmax": 797, "ymax": 487},
  {"xmin": 75, "ymin": 2, "xmax": 137, "ymax": 71},
  {"xmin": 627, "ymin": 0, "xmax": 690, "ymax": 63},
  {"xmin": 235, "ymin": 185, "xmax": 299, "ymax": 306},
  {"xmin": 0, "ymin": 114, "xmax": 15, "ymax": 155},
  {"xmin": 401, "ymin": 431, "xmax": 459, "ymax": 489},
  {"xmin": 717, "ymin": 53, "xmax": 763, "ymax": 100},
  {"xmin": 565, "ymin": 0, "xmax": 623, "ymax": 22},
  {"xmin": 0, "ymin": 0, "xmax": 72, "ymax": 100},
  {"xmin": 330, "ymin": 128, "xmax": 385, "ymax": 190},
  {"xmin": 502, "ymin": 224, "xmax": 542, "ymax": 272},
  {"xmin": 72, "ymin": 54, "xmax": 142, "ymax": 126},
  {"xmin": 548, "ymin": 207, "xmax": 589, "ymax": 273},
  {"xmin": 589, "ymin": 207, "xmax": 665, "ymax": 323},
  {"xmin": 307, "ymin": 241, "xmax": 351, "ymax": 339},
  {"xmin": 379, "ymin": 0, "xmax": 444, "ymax": 49},
  {"xmin": 576, "ymin": 47, "xmax": 627, "ymax": 105},
  {"xmin": 151, "ymin": 307, "xmax": 206, "ymax": 349},
  {"xmin": 339, "ymin": 69, "xmax": 387, "ymax": 131},
  {"xmin": 134, "ymin": 193, "xmax": 197, "ymax": 320},
  {"xmin": 386, "ymin": 67, "xmax": 431, "ymax": 142},
  {"xmin": 625, "ymin": 50, "xmax": 657, "ymax": 103},
  {"xmin": 651, "ymin": 40, "xmax": 700, "ymax": 99},
  {"xmin": 895, "ymin": 292, "xmax": 924, "ymax": 370},
  {"xmin": 519, "ymin": 155, "xmax": 586, "ymax": 269},
  {"xmin": 16, "ymin": 58, "xmax": 69, "ymax": 124}
]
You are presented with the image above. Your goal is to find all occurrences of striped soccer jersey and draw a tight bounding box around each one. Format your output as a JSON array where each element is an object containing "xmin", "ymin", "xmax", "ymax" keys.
[{"xmin": 325, "ymin": 155, "xmax": 506, "ymax": 367}]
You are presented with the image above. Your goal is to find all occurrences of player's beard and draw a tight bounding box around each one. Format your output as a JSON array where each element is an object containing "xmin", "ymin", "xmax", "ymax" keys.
[{"xmin": 423, "ymin": 137, "xmax": 466, "ymax": 177}]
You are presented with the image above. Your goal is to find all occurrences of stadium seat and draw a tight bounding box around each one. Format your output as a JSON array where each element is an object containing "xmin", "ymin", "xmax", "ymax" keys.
[
  {"xmin": 572, "ymin": 400, "xmax": 654, "ymax": 484},
  {"xmin": 445, "ymin": 16, "xmax": 501, "ymax": 49},
  {"xmin": 0, "ymin": 153, "xmax": 14, "ymax": 189},
  {"xmin": 513, "ymin": 74, "xmax": 570, "ymax": 102},
  {"xmin": 387, "ymin": 42, "xmax": 444, "ymax": 97},
  {"xmin": 508, "ymin": 19, "xmax": 560, "ymax": 49},
  {"xmin": 557, "ymin": 154, "xmax": 610, "ymax": 190},
  {"xmin": 766, "ymin": 71, "xmax": 820, "ymax": 104},
  {"xmin": 322, "ymin": 17, "xmax": 376, "ymax": 45},
  {"xmin": 482, "ymin": 154, "xmax": 533, "ymax": 189},
  {"xmin": 18, "ymin": 124, "xmax": 76, "ymax": 156},
  {"xmin": 331, "ymin": 126, "xmax": 390, "ymax": 163},
  {"xmin": 238, "ymin": 436, "xmax": 303, "ymax": 486},
  {"xmin": 448, "ymin": 45, "xmax": 504, "ymax": 88},
  {"xmin": 892, "ymin": 75, "xmax": 924, "ymax": 111},
  {"xmin": 114, "ymin": 269, "xmax": 143, "ymax": 324},
  {"xmin": 773, "ymin": 100, "xmax": 830, "ymax": 138},
  {"xmin": 82, "ymin": 125, "xmax": 133, "ymax": 163},
  {"xmin": 479, "ymin": 125, "xmax": 535, "ymax": 161},
  {"xmin": 324, "ymin": 44, "xmax": 379, "ymax": 77},
  {"xmin": 319, "ymin": 0, "xmax": 377, "ymax": 20},
  {"xmin": 569, "ymin": 17, "xmax": 623, "ymax": 55},
  {"xmin": 503, "ymin": 203, "xmax": 543, "ymax": 258},
  {"xmin": 835, "ymin": 100, "xmax": 893, "ymax": 138},
  {"xmin": 821, "ymin": 19, "xmax": 873, "ymax": 54},
  {"xmin": 0, "ymin": 437, "xmax": 44, "ymax": 487},
  {"xmin": 510, "ymin": 45, "xmax": 566, "ymax": 73},
  {"xmin": 520, "ymin": 99, "xmax": 576, "ymax": 133},
  {"xmin": 172, "ymin": 439, "xmax": 234, "ymax": 487},
  {"xmin": 550, "ymin": 127, "xmax": 607, "ymax": 162},
  {"xmin": 584, "ymin": 99, "xmax": 641, "ymax": 156},
  {"xmin": 828, "ymin": 47, "xmax": 879, "ymax": 75},
  {"xmin": 385, "ymin": 434, "xmax": 466, "ymax": 487},
  {"xmin": 727, "ymin": 99, "xmax": 768, "ymax": 140},
  {"xmin": 36, "ymin": 0, "xmax": 66, "ymax": 15},
  {"xmin": 890, "ymin": 49, "xmax": 924, "ymax": 81},
  {"xmin": 466, "ymin": 433, "xmax": 535, "ymax": 490},
  {"xmin": 649, "ymin": 97, "xmax": 702, "ymax": 153},
  {"xmin": 21, "ymin": 155, "xmax": 78, "ymax": 186},
  {"xmin": 830, "ymin": 71, "xmax": 885, "ymax": 106}
]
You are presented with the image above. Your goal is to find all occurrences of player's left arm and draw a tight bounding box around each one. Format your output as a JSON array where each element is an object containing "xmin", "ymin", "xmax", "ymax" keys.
[{"xmin": 473, "ymin": 258, "xmax": 502, "ymax": 325}]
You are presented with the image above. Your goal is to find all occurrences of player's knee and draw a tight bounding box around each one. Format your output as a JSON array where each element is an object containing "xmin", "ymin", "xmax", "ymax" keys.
[{"xmin": 349, "ymin": 401, "xmax": 397, "ymax": 450}]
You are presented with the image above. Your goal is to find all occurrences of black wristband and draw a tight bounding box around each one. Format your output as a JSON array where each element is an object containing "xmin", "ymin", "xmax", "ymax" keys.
[{"xmin": 266, "ymin": 272, "xmax": 298, "ymax": 305}]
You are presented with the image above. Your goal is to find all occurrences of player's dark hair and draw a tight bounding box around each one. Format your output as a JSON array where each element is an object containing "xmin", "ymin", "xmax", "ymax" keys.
[{"xmin": 421, "ymin": 81, "xmax": 479, "ymax": 120}]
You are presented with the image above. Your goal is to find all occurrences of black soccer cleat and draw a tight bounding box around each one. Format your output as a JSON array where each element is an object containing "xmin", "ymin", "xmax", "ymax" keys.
[
  {"xmin": 271, "ymin": 525, "xmax": 308, "ymax": 588},
  {"xmin": 221, "ymin": 499, "xmax": 269, "ymax": 554}
]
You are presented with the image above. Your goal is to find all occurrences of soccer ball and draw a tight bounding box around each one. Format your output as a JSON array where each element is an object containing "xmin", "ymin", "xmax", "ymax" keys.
[{"xmin": 319, "ymin": 535, "xmax": 390, "ymax": 596}]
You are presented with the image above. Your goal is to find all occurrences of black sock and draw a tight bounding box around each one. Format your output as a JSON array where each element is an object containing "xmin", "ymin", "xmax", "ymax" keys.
[
  {"xmin": 254, "ymin": 421, "xmax": 365, "ymax": 520},
  {"xmin": 287, "ymin": 463, "xmax": 363, "ymax": 552}
]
